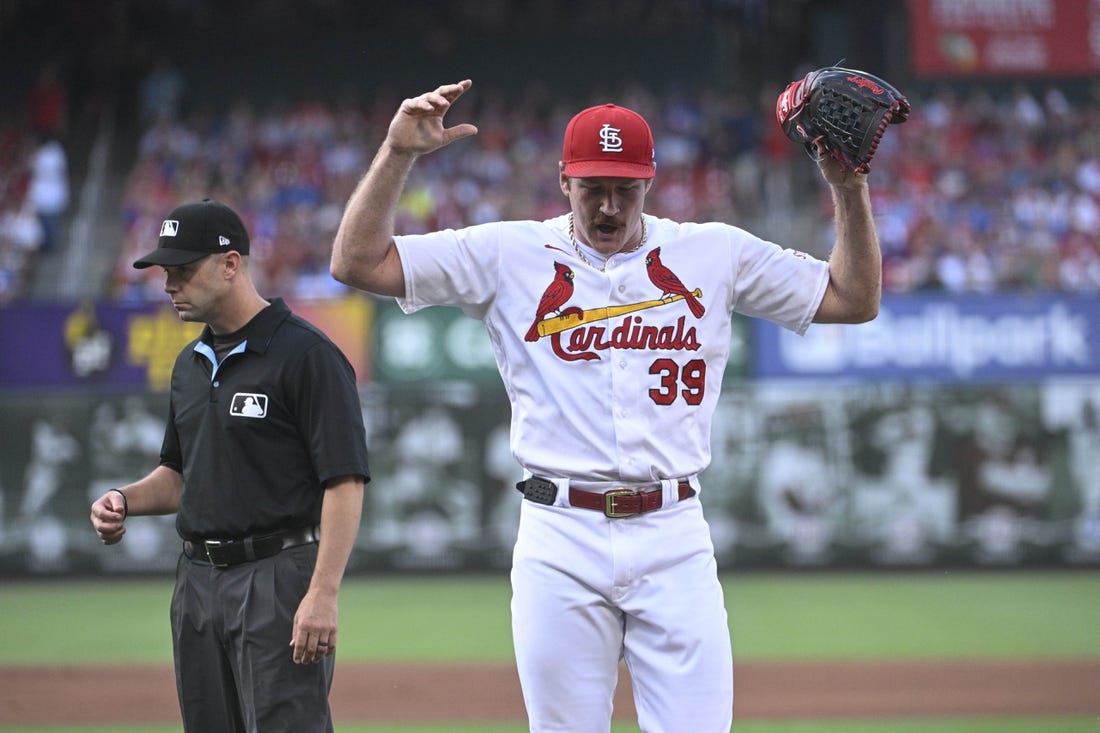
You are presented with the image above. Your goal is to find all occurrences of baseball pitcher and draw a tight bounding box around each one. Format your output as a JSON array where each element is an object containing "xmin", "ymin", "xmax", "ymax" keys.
[{"xmin": 331, "ymin": 76, "xmax": 905, "ymax": 732}]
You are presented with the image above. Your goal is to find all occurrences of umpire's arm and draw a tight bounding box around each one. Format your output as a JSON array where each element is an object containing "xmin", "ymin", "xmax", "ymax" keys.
[
  {"xmin": 290, "ymin": 475, "xmax": 364, "ymax": 664},
  {"xmin": 90, "ymin": 465, "xmax": 183, "ymax": 545},
  {"xmin": 311, "ymin": 475, "xmax": 363, "ymax": 603}
]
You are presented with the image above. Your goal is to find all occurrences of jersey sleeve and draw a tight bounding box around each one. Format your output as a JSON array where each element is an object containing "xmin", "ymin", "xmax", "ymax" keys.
[
  {"xmin": 159, "ymin": 399, "xmax": 183, "ymax": 474},
  {"xmin": 393, "ymin": 223, "xmax": 504, "ymax": 318},
  {"xmin": 729, "ymin": 231, "xmax": 829, "ymax": 335},
  {"xmin": 288, "ymin": 341, "xmax": 371, "ymax": 488}
]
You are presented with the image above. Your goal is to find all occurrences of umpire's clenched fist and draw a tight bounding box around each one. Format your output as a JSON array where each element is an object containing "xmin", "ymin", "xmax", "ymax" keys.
[{"xmin": 90, "ymin": 489, "xmax": 128, "ymax": 544}]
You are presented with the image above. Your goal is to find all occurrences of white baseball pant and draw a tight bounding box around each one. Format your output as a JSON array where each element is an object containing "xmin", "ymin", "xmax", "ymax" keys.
[{"xmin": 511, "ymin": 483, "xmax": 733, "ymax": 732}]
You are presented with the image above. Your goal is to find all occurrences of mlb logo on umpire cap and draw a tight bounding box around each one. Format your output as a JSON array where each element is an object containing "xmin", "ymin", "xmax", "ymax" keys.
[{"xmin": 133, "ymin": 198, "xmax": 250, "ymax": 269}]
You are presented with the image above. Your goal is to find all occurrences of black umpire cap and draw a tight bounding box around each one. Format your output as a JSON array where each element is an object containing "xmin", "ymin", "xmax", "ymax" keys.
[{"xmin": 133, "ymin": 198, "xmax": 250, "ymax": 269}]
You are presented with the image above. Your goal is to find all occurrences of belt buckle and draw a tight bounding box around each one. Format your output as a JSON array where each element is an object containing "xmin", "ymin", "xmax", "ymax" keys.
[
  {"xmin": 203, "ymin": 539, "xmax": 231, "ymax": 568},
  {"xmin": 604, "ymin": 489, "xmax": 638, "ymax": 518}
]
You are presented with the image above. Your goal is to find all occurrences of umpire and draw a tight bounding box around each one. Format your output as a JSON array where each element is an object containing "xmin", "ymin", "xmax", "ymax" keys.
[{"xmin": 90, "ymin": 198, "xmax": 370, "ymax": 733}]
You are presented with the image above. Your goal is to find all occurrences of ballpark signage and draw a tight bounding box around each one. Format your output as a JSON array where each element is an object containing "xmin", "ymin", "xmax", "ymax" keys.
[
  {"xmin": 753, "ymin": 294, "xmax": 1098, "ymax": 381},
  {"xmin": 0, "ymin": 301, "xmax": 200, "ymax": 391},
  {"xmin": 908, "ymin": 0, "xmax": 1100, "ymax": 76},
  {"xmin": 0, "ymin": 297, "xmax": 372, "ymax": 391},
  {"xmin": 372, "ymin": 300, "xmax": 503, "ymax": 384}
]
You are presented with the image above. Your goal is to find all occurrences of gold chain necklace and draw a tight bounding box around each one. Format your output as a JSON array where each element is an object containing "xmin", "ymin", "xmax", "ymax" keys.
[{"xmin": 568, "ymin": 213, "xmax": 647, "ymax": 273}]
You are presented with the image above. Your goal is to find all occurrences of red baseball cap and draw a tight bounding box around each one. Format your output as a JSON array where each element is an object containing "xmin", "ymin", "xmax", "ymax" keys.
[{"xmin": 562, "ymin": 103, "xmax": 655, "ymax": 179}]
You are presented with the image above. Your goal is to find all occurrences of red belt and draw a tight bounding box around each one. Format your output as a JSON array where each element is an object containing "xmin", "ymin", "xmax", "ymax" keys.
[{"xmin": 568, "ymin": 481, "xmax": 695, "ymax": 518}]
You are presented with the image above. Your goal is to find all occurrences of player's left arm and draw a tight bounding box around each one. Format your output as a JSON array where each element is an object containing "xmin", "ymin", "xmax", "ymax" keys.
[
  {"xmin": 812, "ymin": 152, "xmax": 881, "ymax": 324},
  {"xmin": 290, "ymin": 475, "xmax": 364, "ymax": 665}
]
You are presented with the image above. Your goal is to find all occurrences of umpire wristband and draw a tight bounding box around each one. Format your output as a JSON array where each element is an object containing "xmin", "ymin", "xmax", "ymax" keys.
[{"xmin": 108, "ymin": 489, "xmax": 128, "ymax": 518}]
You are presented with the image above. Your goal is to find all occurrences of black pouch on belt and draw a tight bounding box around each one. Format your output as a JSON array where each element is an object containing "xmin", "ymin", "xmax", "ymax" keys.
[{"xmin": 516, "ymin": 476, "xmax": 557, "ymax": 505}]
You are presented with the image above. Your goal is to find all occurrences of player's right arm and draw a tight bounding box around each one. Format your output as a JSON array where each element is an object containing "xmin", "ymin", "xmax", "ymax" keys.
[
  {"xmin": 90, "ymin": 464, "xmax": 183, "ymax": 545},
  {"xmin": 330, "ymin": 80, "xmax": 479, "ymax": 297}
]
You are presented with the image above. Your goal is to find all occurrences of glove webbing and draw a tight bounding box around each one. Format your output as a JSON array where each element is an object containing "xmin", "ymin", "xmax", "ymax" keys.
[
  {"xmin": 816, "ymin": 88, "xmax": 873, "ymax": 147},
  {"xmin": 816, "ymin": 88, "xmax": 899, "ymax": 172}
]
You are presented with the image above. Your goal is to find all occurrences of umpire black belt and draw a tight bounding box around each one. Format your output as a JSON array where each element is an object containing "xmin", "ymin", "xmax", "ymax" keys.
[
  {"xmin": 516, "ymin": 477, "xmax": 695, "ymax": 518},
  {"xmin": 183, "ymin": 525, "xmax": 319, "ymax": 568}
]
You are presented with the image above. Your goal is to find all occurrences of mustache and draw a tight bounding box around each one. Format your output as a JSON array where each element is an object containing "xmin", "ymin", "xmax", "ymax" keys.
[{"xmin": 589, "ymin": 216, "xmax": 623, "ymax": 229}]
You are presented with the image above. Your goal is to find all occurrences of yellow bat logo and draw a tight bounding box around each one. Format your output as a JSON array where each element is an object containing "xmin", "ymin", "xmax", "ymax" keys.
[{"xmin": 535, "ymin": 289, "xmax": 702, "ymax": 337}]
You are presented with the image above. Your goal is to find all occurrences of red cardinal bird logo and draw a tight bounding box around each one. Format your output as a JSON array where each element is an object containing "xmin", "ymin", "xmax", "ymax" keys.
[
  {"xmin": 645, "ymin": 247, "xmax": 705, "ymax": 318},
  {"xmin": 525, "ymin": 262, "xmax": 576, "ymax": 341}
]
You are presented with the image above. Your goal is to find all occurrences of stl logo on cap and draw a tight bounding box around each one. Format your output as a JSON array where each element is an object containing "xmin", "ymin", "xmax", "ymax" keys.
[
  {"xmin": 598, "ymin": 124, "xmax": 624, "ymax": 153},
  {"xmin": 161, "ymin": 220, "xmax": 179, "ymax": 237},
  {"xmin": 562, "ymin": 103, "xmax": 655, "ymax": 179}
]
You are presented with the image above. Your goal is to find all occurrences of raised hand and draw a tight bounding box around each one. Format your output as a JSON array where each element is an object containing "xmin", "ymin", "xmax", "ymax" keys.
[
  {"xmin": 814, "ymin": 140, "xmax": 869, "ymax": 189},
  {"xmin": 387, "ymin": 79, "xmax": 479, "ymax": 156}
]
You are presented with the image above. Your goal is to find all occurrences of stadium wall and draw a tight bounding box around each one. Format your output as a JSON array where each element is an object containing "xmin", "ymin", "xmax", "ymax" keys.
[{"xmin": 2, "ymin": 292, "xmax": 1099, "ymax": 576}]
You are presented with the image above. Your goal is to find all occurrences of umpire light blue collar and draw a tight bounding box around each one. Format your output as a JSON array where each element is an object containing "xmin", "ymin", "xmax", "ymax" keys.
[{"xmin": 133, "ymin": 198, "xmax": 250, "ymax": 269}]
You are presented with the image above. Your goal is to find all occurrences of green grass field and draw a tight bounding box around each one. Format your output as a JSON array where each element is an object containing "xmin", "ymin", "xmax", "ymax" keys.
[
  {"xmin": 1, "ymin": 570, "xmax": 1098, "ymax": 732},
  {"xmin": 4, "ymin": 570, "xmax": 1098, "ymax": 664}
]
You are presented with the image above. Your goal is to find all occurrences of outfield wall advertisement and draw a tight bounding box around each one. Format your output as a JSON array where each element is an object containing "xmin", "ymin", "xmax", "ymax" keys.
[
  {"xmin": 1, "ymin": 381, "xmax": 1099, "ymax": 575},
  {"xmin": 0, "ymin": 296, "xmax": 373, "ymax": 391},
  {"xmin": 753, "ymin": 293, "xmax": 1099, "ymax": 382},
  {"xmin": 908, "ymin": 0, "xmax": 1100, "ymax": 77},
  {"xmin": 1, "ymin": 293, "xmax": 1099, "ymax": 575}
]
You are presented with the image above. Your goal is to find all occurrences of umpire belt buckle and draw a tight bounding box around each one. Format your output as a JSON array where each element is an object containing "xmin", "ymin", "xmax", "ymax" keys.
[
  {"xmin": 202, "ymin": 539, "xmax": 232, "ymax": 568},
  {"xmin": 604, "ymin": 489, "xmax": 639, "ymax": 518}
]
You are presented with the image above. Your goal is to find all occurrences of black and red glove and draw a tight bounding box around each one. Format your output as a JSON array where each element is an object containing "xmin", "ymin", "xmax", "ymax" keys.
[{"xmin": 776, "ymin": 66, "xmax": 910, "ymax": 173}]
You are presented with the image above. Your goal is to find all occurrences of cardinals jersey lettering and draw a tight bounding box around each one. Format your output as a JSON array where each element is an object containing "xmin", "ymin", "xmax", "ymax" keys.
[{"xmin": 394, "ymin": 214, "xmax": 828, "ymax": 483}]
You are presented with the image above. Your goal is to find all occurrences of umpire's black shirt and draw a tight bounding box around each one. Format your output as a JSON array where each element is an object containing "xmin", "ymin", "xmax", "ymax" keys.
[{"xmin": 160, "ymin": 298, "xmax": 370, "ymax": 540}]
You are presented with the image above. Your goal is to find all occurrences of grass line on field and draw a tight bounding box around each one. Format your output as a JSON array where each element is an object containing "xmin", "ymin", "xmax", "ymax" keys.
[{"xmin": 0, "ymin": 571, "xmax": 1097, "ymax": 664}]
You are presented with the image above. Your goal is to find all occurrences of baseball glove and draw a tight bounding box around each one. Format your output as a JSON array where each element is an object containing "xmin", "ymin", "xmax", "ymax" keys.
[{"xmin": 775, "ymin": 66, "xmax": 910, "ymax": 173}]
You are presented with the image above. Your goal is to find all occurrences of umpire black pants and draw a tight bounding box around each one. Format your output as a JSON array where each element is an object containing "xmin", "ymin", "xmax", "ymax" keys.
[{"xmin": 171, "ymin": 543, "xmax": 334, "ymax": 733}]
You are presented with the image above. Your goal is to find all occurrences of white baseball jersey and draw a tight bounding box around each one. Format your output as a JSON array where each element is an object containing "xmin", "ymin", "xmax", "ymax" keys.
[
  {"xmin": 396, "ymin": 212, "xmax": 829, "ymax": 731},
  {"xmin": 395, "ymin": 213, "xmax": 829, "ymax": 486}
]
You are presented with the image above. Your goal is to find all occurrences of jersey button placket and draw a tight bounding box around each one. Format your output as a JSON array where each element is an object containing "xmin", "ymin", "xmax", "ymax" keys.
[
  {"xmin": 612, "ymin": 354, "xmax": 636, "ymax": 476},
  {"xmin": 606, "ymin": 268, "xmax": 644, "ymax": 476}
]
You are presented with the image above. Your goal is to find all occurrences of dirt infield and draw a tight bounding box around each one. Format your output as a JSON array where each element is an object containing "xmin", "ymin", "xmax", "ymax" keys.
[{"xmin": 3, "ymin": 659, "xmax": 1099, "ymax": 725}]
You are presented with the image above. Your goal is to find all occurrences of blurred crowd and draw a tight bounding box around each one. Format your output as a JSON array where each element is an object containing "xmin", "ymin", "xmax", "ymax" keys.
[
  {"xmin": 873, "ymin": 84, "xmax": 1100, "ymax": 293},
  {"xmin": 111, "ymin": 80, "xmax": 782, "ymax": 301},
  {"xmin": 5, "ymin": 66, "xmax": 1100, "ymax": 305},
  {"xmin": 111, "ymin": 79, "xmax": 1100, "ymax": 301},
  {"xmin": 0, "ymin": 63, "xmax": 71, "ymax": 305}
]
